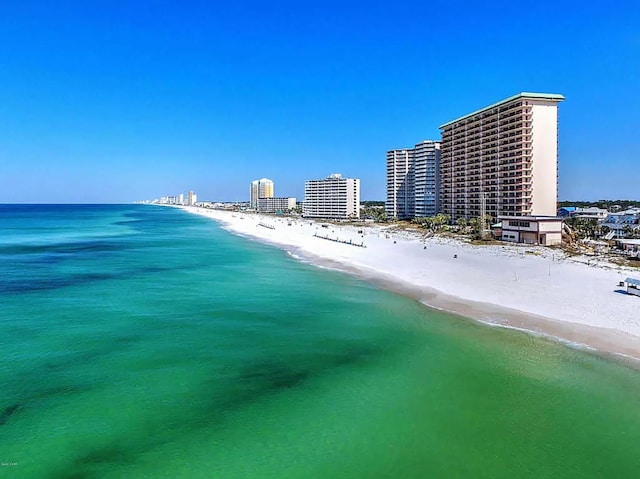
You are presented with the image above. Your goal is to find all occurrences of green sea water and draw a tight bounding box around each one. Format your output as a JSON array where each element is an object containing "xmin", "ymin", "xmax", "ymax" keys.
[{"xmin": 1, "ymin": 204, "xmax": 639, "ymax": 478}]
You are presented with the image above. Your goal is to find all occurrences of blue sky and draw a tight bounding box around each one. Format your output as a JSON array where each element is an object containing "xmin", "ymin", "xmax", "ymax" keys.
[{"xmin": 0, "ymin": 0, "xmax": 638, "ymax": 203}]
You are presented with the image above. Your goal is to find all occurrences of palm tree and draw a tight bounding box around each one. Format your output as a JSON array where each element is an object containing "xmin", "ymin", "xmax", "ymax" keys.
[
  {"xmin": 468, "ymin": 215, "xmax": 492, "ymax": 240},
  {"xmin": 586, "ymin": 218, "xmax": 598, "ymax": 239},
  {"xmin": 623, "ymin": 224, "xmax": 633, "ymax": 238}
]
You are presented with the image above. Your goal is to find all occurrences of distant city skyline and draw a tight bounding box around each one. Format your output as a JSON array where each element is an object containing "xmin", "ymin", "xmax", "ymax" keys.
[{"xmin": 0, "ymin": 1, "xmax": 638, "ymax": 203}]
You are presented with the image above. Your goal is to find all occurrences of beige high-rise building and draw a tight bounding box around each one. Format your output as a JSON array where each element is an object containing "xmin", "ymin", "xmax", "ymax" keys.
[
  {"xmin": 250, "ymin": 178, "xmax": 274, "ymax": 209},
  {"xmin": 439, "ymin": 92, "xmax": 564, "ymax": 221}
]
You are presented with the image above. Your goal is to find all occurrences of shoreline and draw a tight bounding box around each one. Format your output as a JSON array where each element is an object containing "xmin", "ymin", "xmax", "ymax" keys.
[
  {"xmin": 178, "ymin": 206, "xmax": 640, "ymax": 366},
  {"xmin": 288, "ymin": 244, "xmax": 640, "ymax": 367}
]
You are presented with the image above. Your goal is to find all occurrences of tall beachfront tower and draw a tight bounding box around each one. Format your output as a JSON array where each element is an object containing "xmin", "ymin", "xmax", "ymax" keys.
[
  {"xmin": 187, "ymin": 191, "xmax": 197, "ymax": 206},
  {"xmin": 249, "ymin": 178, "xmax": 274, "ymax": 209},
  {"xmin": 386, "ymin": 148, "xmax": 415, "ymax": 219},
  {"xmin": 303, "ymin": 174, "xmax": 360, "ymax": 219},
  {"xmin": 439, "ymin": 92, "xmax": 564, "ymax": 221},
  {"xmin": 413, "ymin": 140, "xmax": 441, "ymax": 218},
  {"xmin": 386, "ymin": 141, "xmax": 441, "ymax": 220}
]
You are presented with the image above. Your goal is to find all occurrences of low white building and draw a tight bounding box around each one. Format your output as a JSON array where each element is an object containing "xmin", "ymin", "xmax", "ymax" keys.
[
  {"xmin": 498, "ymin": 215, "xmax": 563, "ymax": 246},
  {"xmin": 257, "ymin": 197, "xmax": 296, "ymax": 213},
  {"xmin": 614, "ymin": 239, "xmax": 640, "ymax": 254},
  {"xmin": 574, "ymin": 207, "xmax": 608, "ymax": 220}
]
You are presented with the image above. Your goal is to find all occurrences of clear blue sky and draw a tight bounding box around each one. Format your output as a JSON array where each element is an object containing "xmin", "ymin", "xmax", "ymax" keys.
[{"xmin": 1, "ymin": 0, "xmax": 638, "ymax": 203}]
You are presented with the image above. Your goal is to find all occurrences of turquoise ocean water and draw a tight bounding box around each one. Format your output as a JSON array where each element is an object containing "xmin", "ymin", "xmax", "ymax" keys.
[{"xmin": 1, "ymin": 204, "xmax": 640, "ymax": 478}]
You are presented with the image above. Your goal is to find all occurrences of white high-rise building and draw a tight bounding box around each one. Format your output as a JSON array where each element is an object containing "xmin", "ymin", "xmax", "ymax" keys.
[
  {"xmin": 386, "ymin": 148, "xmax": 414, "ymax": 219},
  {"xmin": 303, "ymin": 174, "xmax": 360, "ymax": 220},
  {"xmin": 385, "ymin": 141, "xmax": 440, "ymax": 220},
  {"xmin": 439, "ymin": 92, "xmax": 564, "ymax": 221},
  {"xmin": 178, "ymin": 193, "xmax": 184, "ymax": 206},
  {"xmin": 188, "ymin": 191, "xmax": 197, "ymax": 206},
  {"xmin": 250, "ymin": 178, "xmax": 274, "ymax": 209}
]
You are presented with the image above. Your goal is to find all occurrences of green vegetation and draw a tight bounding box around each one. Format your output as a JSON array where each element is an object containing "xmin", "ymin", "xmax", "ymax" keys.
[
  {"xmin": 405, "ymin": 213, "xmax": 498, "ymax": 242},
  {"xmin": 468, "ymin": 214, "xmax": 493, "ymax": 240},
  {"xmin": 360, "ymin": 205, "xmax": 387, "ymax": 222},
  {"xmin": 411, "ymin": 214, "xmax": 451, "ymax": 232},
  {"xmin": 563, "ymin": 217, "xmax": 640, "ymax": 240},
  {"xmin": 360, "ymin": 200, "xmax": 385, "ymax": 207},
  {"xmin": 564, "ymin": 217, "xmax": 600, "ymax": 239}
]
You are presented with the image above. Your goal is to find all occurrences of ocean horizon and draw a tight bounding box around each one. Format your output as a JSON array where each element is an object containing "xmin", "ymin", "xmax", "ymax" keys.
[{"xmin": 2, "ymin": 204, "xmax": 640, "ymax": 478}]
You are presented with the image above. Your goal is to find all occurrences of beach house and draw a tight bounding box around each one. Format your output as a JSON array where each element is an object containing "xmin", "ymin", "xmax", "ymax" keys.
[
  {"xmin": 601, "ymin": 208, "xmax": 640, "ymax": 239},
  {"xmin": 498, "ymin": 215, "xmax": 563, "ymax": 246}
]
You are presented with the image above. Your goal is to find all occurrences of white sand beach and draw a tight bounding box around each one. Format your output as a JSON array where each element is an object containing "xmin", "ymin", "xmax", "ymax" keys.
[{"xmin": 182, "ymin": 206, "xmax": 640, "ymax": 361}]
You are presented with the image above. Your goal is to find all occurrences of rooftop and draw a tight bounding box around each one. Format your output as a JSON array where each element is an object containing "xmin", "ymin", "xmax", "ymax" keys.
[
  {"xmin": 439, "ymin": 92, "xmax": 565, "ymax": 129},
  {"xmin": 498, "ymin": 215, "xmax": 562, "ymax": 221}
]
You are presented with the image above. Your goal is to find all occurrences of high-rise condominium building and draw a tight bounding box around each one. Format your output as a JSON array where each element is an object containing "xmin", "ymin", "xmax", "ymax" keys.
[
  {"xmin": 303, "ymin": 174, "xmax": 360, "ymax": 219},
  {"xmin": 386, "ymin": 141, "xmax": 441, "ymax": 219},
  {"xmin": 187, "ymin": 190, "xmax": 197, "ymax": 206},
  {"xmin": 413, "ymin": 141, "xmax": 441, "ymax": 217},
  {"xmin": 250, "ymin": 178, "xmax": 274, "ymax": 209},
  {"xmin": 386, "ymin": 148, "xmax": 414, "ymax": 219},
  {"xmin": 439, "ymin": 92, "xmax": 564, "ymax": 221}
]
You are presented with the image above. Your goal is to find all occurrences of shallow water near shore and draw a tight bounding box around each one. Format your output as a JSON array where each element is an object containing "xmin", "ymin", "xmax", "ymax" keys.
[{"xmin": 1, "ymin": 204, "xmax": 640, "ymax": 478}]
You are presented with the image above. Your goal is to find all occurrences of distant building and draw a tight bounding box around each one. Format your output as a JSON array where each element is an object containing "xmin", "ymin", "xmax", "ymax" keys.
[
  {"xmin": 250, "ymin": 178, "xmax": 274, "ymax": 209},
  {"xmin": 178, "ymin": 193, "xmax": 184, "ymax": 206},
  {"xmin": 187, "ymin": 191, "xmax": 197, "ymax": 206},
  {"xmin": 160, "ymin": 195, "xmax": 181, "ymax": 205},
  {"xmin": 574, "ymin": 207, "xmax": 608, "ymax": 221},
  {"xmin": 303, "ymin": 174, "xmax": 360, "ymax": 220},
  {"xmin": 614, "ymin": 238, "xmax": 640, "ymax": 253},
  {"xmin": 601, "ymin": 208, "xmax": 640, "ymax": 239},
  {"xmin": 557, "ymin": 206, "xmax": 577, "ymax": 217},
  {"xmin": 440, "ymin": 92, "xmax": 565, "ymax": 221},
  {"xmin": 385, "ymin": 140, "xmax": 440, "ymax": 220},
  {"xmin": 498, "ymin": 215, "xmax": 563, "ymax": 246},
  {"xmin": 557, "ymin": 206, "xmax": 608, "ymax": 220},
  {"xmin": 257, "ymin": 197, "xmax": 296, "ymax": 213}
]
